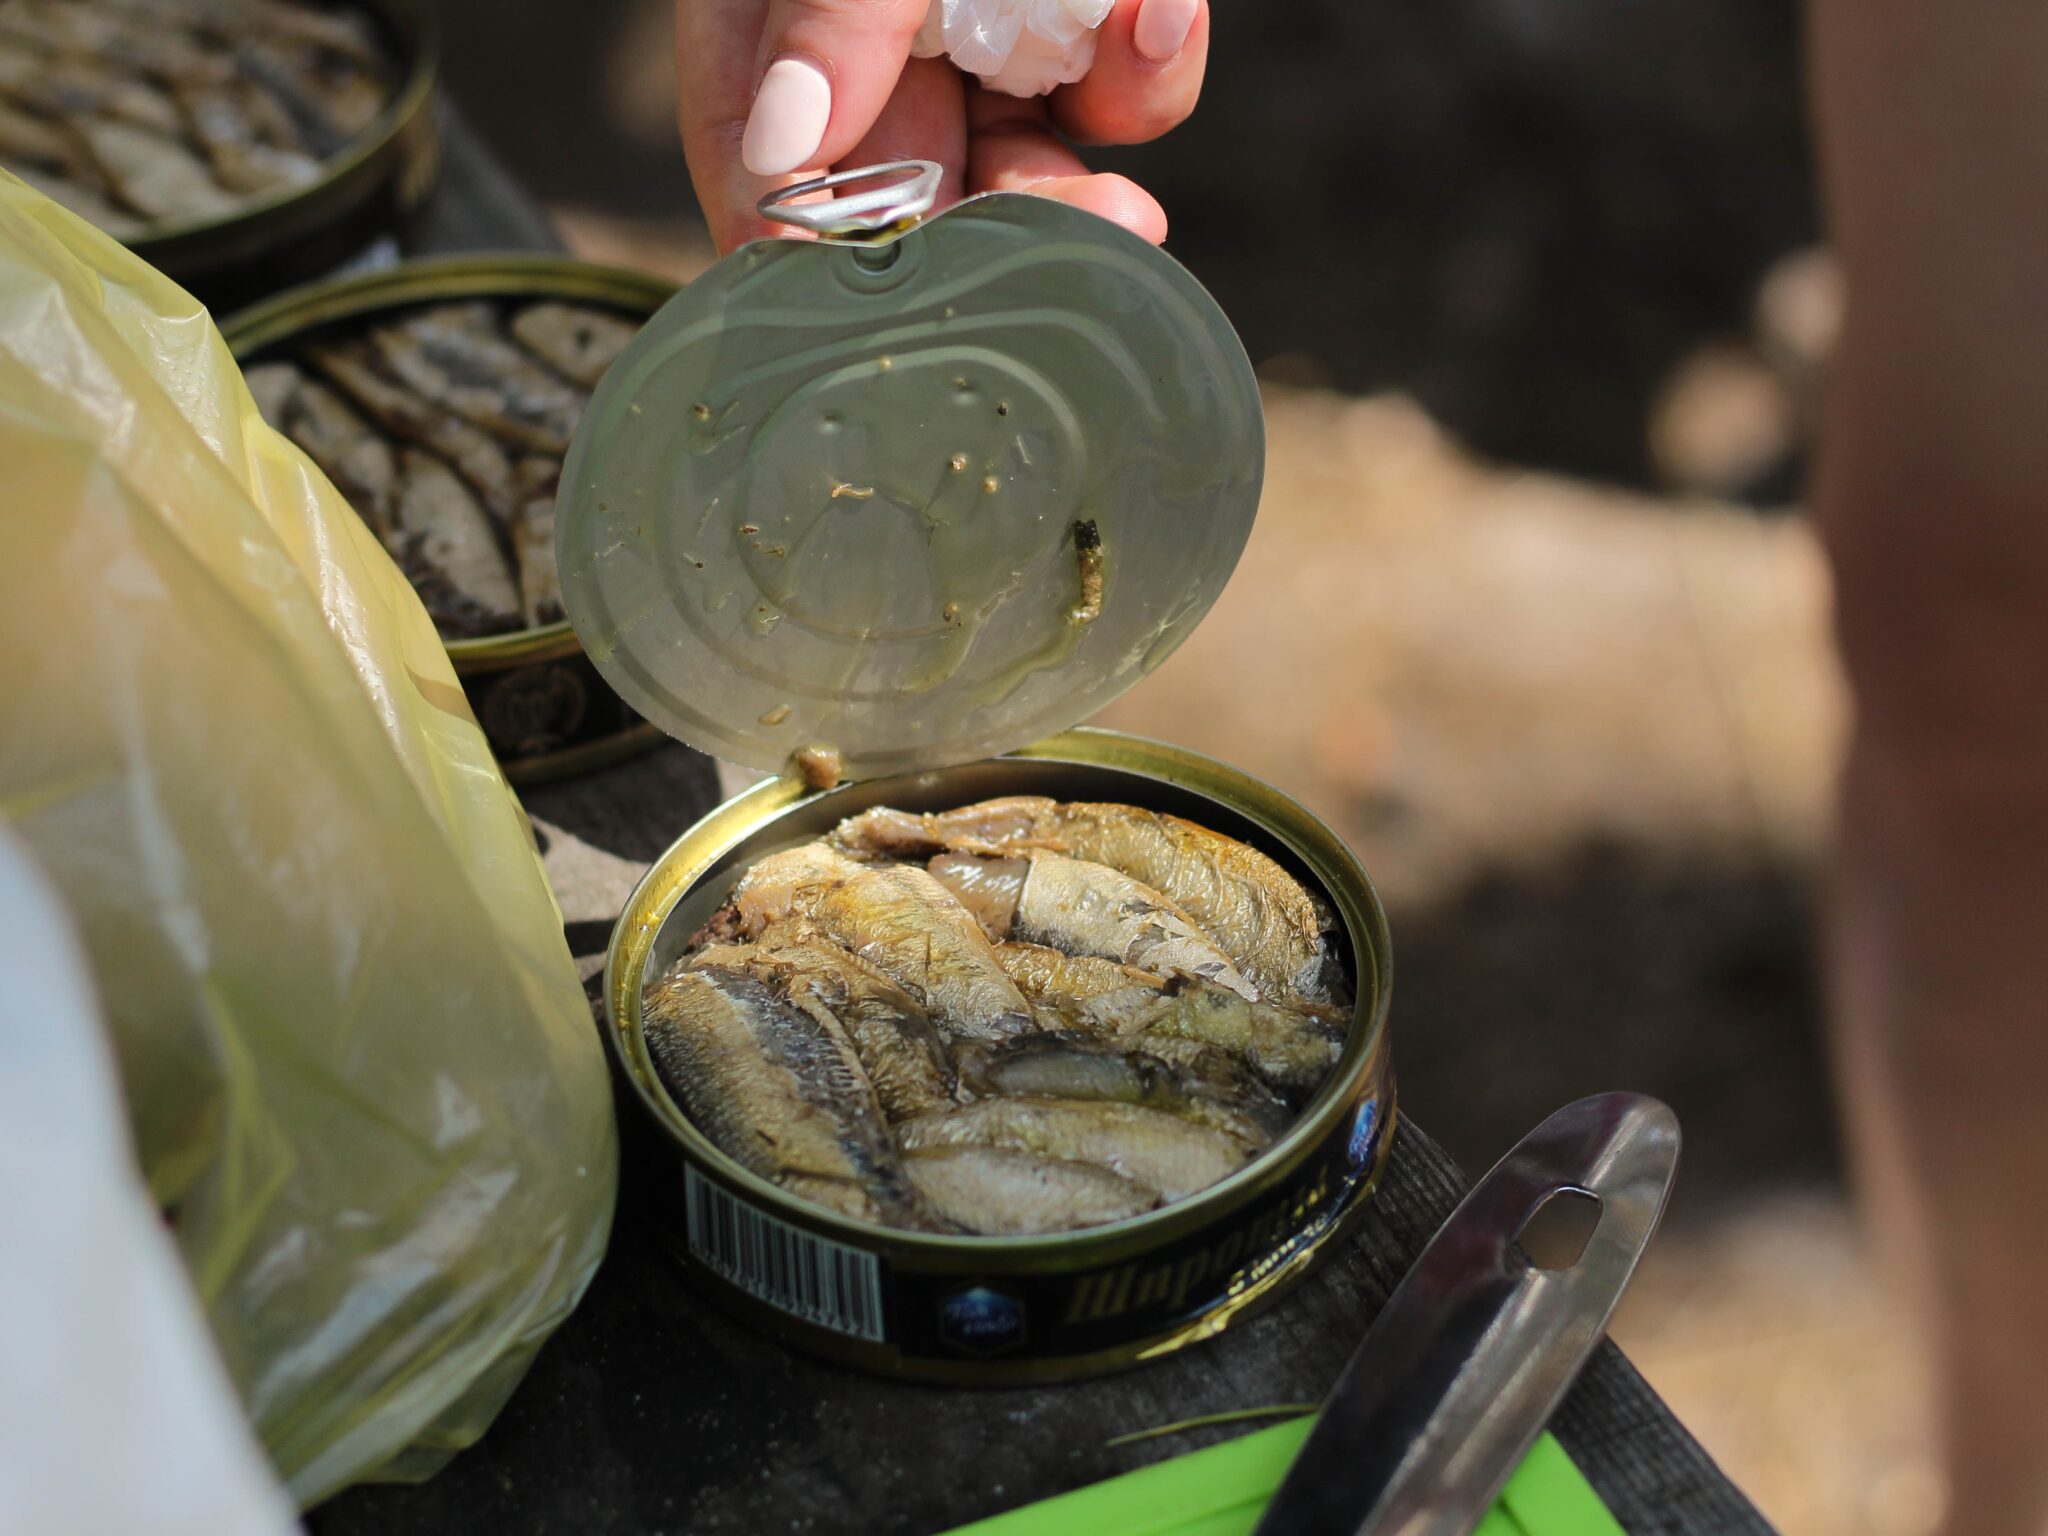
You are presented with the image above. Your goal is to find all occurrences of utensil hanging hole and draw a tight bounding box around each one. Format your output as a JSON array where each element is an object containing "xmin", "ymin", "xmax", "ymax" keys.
[{"xmin": 1516, "ymin": 1187, "xmax": 1602, "ymax": 1271}]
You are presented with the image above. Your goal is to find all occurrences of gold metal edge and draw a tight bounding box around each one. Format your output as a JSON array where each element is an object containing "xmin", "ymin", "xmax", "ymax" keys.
[{"xmin": 606, "ymin": 726, "xmax": 1397, "ymax": 1275}]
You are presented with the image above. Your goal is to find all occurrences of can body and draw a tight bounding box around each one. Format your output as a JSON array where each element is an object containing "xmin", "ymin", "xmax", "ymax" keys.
[
  {"xmin": 607, "ymin": 728, "xmax": 1397, "ymax": 1382},
  {"xmin": 130, "ymin": 0, "xmax": 441, "ymax": 311},
  {"xmin": 221, "ymin": 255, "xmax": 678, "ymax": 784}
]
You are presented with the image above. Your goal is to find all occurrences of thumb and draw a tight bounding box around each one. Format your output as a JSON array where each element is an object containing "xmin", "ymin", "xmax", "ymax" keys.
[{"xmin": 742, "ymin": 0, "xmax": 930, "ymax": 177}]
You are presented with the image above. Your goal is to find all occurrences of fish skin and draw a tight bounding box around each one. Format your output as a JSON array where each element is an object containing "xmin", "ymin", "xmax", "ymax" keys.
[
  {"xmin": 1, "ymin": 53, "xmax": 184, "ymax": 135},
  {"xmin": 512, "ymin": 456, "xmax": 564, "ymax": 621},
  {"xmin": 996, "ymin": 941, "xmax": 1346, "ymax": 1097},
  {"xmin": 927, "ymin": 851, "xmax": 1025, "ymax": 941},
  {"xmin": 840, "ymin": 797, "xmax": 1341, "ymax": 1004},
  {"xmin": 896, "ymin": 1098, "xmax": 1257, "ymax": 1202},
  {"xmin": 371, "ymin": 304, "xmax": 589, "ymax": 455},
  {"xmin": 643, "ymin": 963, "xmax": 933, "ymax": 1229},
  {"xmin": 1136, "ymin": 986, "xmax": 1348, "ymax": 1099},
  {"xmin": 815, "ymin": 865, "xmax": 1038, "ymax": 1041},
  {"xmin": 393, "ymin": 448, "xmax": 523, "ymax": 633},
  {"xmin": 903, "ymin": 1146, "xmax": 1158, "ymax": 1235},
  {"xmin": 304, "ymin": 338, "xmax": 520, "ymax": 524},
  {"xmin": 953, "ymin": 1032, "xmax": 1288, "ymax": 1147},
  {"xmin": 176, "ymin": 77, "xmax": 320, "ymax": 194},
  {"xmin": 735, "ymin": 845, "xmax": 1037, "ymax": 1041},
  {"xmin": 935, "ymin": 850, "xmax": 1259, "ymax": 1000},
  {"xmin": 237, "ymin": 35, "xmax": 384, "ymax": 154},
  {"xmin": 731, "ymin": 842, "xmax": 866, "ymax": 931},
  {"xmin": 692, "ymin": 939, "xmax": 958, "ymax": 1123},
  {"xmin": 513, "ymin": 499, "xmax": 562, "ymax": 627},
  {"xmin": 76, "ymin": 118, "xmax": 237, "ymax": 220},
  {"xmin": 0, "ymin": 3, "xmax": 234, "ymax": 88},
  {"xmin": 509, "ymin": 302, "xmax": 639, "ymax": 388}
]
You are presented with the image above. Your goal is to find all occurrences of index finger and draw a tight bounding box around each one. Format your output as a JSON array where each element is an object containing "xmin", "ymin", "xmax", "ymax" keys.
[
  {"xmin": 675, "ymin": 0, "xmax": 780, "ymax": 251},
  {"xmin": 676, "ymin": 0, "xmax": 927, "ymax": 252}
]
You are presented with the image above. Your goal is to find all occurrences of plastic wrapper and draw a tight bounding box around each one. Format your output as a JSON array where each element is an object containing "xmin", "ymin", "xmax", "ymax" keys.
[
  {"xmin": 915, "ymin": 0, "xmax": 1115, "ymax": 96},
  {"xmin": 0, "ymin": 172, "xmax": 618, "ymax": 1506}
]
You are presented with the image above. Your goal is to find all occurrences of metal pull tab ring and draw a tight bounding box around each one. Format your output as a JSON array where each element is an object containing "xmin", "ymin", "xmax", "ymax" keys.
[{"xmin": 757, "ymin": 160, "xmax": 943, "ymax": 237}]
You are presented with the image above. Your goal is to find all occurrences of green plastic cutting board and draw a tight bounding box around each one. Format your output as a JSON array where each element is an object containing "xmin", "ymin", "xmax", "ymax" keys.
[{"xmin": 939, "ymin": 1417, "xmax": 1623, "ymax": 1536}]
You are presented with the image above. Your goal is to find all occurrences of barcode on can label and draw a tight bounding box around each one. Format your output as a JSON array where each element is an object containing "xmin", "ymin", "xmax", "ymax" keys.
[{"xmin": 684, "ymin": 1165, "xmax": 887, "ymax": 1342}]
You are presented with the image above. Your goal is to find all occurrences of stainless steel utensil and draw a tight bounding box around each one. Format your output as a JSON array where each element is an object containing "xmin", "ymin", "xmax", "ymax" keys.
[{"xmin": 1252, "ymin": 1091, "xmax": 1680, "ymax": 1536}]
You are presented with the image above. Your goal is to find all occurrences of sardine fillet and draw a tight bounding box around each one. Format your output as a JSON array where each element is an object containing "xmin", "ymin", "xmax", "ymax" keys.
[
  {"xmin": 737, "ymin": 844, "xmax": 1035, "ymax": 1041},
  {"xmin": 904, "ymin": 1147, "xmax": 1158, "ymax": 1235},
  {"xmin": 896, "ymin": 1098, "xmax": 1256, "ymax": 1203},
  {"xmin": 997, "ymin": 941, "xmax": 1344, "ymax": 1096},
  {"xmin": 954, "ymin": 1032, "xmax": 1287, "ymax": 1147},
  {"xmin": 840, "ymin": 796, "xmax": 1340, "ymax": 1003},
  {"xmin": 643, "ymin": 964, "xmax": 927, "ymax": 1229},
  {"xmin": 694, "ymin": 938, "xmax": 957, "ymax": 1123}
]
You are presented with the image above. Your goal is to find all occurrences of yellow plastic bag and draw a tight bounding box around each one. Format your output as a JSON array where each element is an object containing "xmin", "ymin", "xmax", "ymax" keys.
[{"xmin": 0, "ymin": 174, "xmax": 617, "ymax": 1506}]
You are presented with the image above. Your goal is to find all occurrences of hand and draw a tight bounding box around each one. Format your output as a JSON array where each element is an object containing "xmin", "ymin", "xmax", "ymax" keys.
[{"xmin": 675, "ymin": 0, "xmax": 1209, "ymax": 253}]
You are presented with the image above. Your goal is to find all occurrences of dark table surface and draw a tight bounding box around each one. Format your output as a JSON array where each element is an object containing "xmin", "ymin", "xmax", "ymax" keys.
[{"xmin": 310, "ymin": 103, "xmax": 1774, "ymax": 1536}]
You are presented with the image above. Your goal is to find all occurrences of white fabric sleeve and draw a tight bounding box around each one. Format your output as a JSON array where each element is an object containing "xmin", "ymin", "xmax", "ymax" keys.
[{"xmin": 0, "ymin": 824, "xmax": 301, "ymax": 1536}]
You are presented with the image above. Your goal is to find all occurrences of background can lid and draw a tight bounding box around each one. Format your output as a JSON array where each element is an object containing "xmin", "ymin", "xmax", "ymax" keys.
[{"xmin": 556, "ymin": 180, "xmax": 1265, "ymax": 781}]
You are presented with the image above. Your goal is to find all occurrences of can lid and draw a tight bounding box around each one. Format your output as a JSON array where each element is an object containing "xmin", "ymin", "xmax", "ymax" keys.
[{"xmin": 555, "ymin": 163, "xmax": 1265, "ymax": 780}]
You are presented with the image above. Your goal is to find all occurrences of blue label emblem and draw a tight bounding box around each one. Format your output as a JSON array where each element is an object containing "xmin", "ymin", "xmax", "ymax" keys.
[{"xmin": 938, "ymin": 1285, "xmax": 1028, "ymax": 1358}]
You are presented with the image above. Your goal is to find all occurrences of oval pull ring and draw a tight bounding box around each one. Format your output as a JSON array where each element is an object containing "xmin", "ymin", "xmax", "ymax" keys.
[{"xmin": 757, "ymin": 160, "xmax": 944, "ymax": 238}]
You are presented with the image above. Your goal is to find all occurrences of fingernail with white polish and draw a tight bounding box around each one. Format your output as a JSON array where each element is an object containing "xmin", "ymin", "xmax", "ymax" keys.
[
  {"xmin": 1133, "ymin": 0, "xmax": 1199, "ymax": 64},
  {"xmin": 742, "ymin": 56, "xmax": 831, "ymax": 177}
]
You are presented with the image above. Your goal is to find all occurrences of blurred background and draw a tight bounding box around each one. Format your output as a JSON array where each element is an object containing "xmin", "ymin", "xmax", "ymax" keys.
[{"xmin": 434, "ymin": 4, "xmax": 1912, "ymax": 1532}]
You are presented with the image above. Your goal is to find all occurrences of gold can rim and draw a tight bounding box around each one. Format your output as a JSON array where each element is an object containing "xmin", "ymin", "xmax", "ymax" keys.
[
  {"xmin": 605, "ymin": 726, "xmax": 1396, "ymax": 1267},
  {"xmin": 219, "ymin": 252, "xmax": 681, "ymax": 667}
]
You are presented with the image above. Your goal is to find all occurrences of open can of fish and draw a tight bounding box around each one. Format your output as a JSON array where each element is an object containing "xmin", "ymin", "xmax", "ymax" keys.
[
  {"xmin": 0, "ymin": 0, "xmax": 440, "ymax": 310},
  {"xmin": 608, "ymin": 729, "xmax": 1394, "ymax": 1379},
  {"xmin": 222, "ymin": 253, "xmax": 678, "ymax": 784},
  {"xmin": 559, "ymin": 161, "xmax": 1398, "ymax": 1377}
]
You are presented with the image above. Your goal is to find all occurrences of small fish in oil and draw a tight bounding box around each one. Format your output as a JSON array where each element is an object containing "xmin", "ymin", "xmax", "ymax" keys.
[
  {"xmin": 895, "ymin": 1098, "xmax": 1257, "ymax": 1203},
  {"xmin": 838, "ymin": 797, "xmax": 1342, "ymax": 1004},
  {"xmin": 953, "ymin": 1033, "xmax": 1288, "ymax": 1147},
  {"xmin": 695, "ymin": 939, "xmax": 957, "ymax": 1123},
  {"xmin": 902, "ymin": 1147, "xmax": 1159, "ymax": 1236},
  {"xmin": 392, "ymin": 448, "xmax": 523, "ymax": 634},
  {"xmin": 643, "ymin": 962, "xmax": 936, "ymax": 1229},
  {"xmin": 509, "ymin": 302, "xmax": 639, "ymax": 388},
  {"xmin": 996, "ymin": 941, "xmax": 1345, "ymax": 1098},
  {"xmin": 305, "ymin": 338, "xmax": 520, "ymax": 525},
  {"xmin": 734, "ymin": 844, "xmax": 1036, "ymax": 1041},
  {"xmin": 371, "ymin": 303, "xmax": 589, "ymax": 455},
  {"xmin": 77, "ymin": 118, "xmax": 238, "ymax": 220},
  {"xmin": 929, "ymin": 850, "xmax": 1259, "ymax": 1000}
]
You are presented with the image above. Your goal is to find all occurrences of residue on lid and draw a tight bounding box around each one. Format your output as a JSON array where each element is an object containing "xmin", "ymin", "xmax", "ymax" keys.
[
  {"xmin": 1069, "ymin": 519, "xmax": 1104, "ymax": 627},
  {"xmin": 792, "ymin": 743, "xmax": 844, "ymax": 791}
]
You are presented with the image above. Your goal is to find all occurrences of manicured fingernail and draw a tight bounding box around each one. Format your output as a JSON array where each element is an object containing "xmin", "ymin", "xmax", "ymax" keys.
[
  {"xmin": 1133, "ymin": 0, "xmax": 1199, "ymax": 63},
  {"xmin": 742, "ymin": 56, "xmax": 831, "ymax": 177}
]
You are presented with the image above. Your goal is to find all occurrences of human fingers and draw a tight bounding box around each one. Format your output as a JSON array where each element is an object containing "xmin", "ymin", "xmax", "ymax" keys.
[
  {"xmin": 966, "ymin": 89, "xmax": 1168, "ymax": 243},
  {"xmin": 1050, "ymin": 0, "xmax": 1208, "ymax": 146},
  {"xmin": 834, "ymin": 56, "xmax": 970, "ymax": 214}
]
